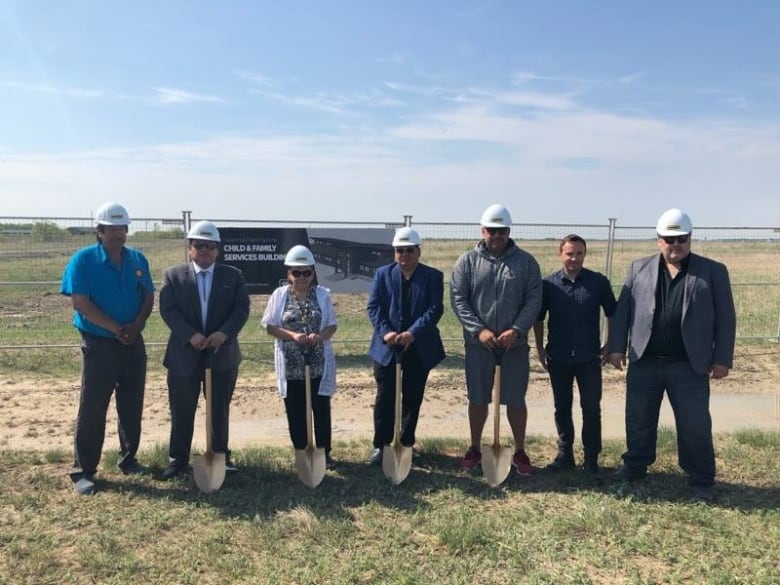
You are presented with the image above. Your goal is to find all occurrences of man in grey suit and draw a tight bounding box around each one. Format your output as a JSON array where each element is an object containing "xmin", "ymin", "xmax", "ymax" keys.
[
  {"xmin": 607, "ymin": 208, "xmax": 736, "ymax": 501},
  {"xmin": 159, "ymin": 221, "xmax": 250, "ymax": 479}
]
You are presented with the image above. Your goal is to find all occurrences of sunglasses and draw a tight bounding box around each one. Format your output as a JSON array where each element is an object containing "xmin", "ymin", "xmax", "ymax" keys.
[
  {"xmin": 660, "ymin": 234, "xmax": 690, "ymax": 244},
  {"xmin": 394, "ymin": 246, "xmax": 418, "ymax": 255},
  {"xmin": 485, "ymin": 227, "xmax": 509, "ymax": 236},
  {"xmin": 192, "ymin": 242, "xmax": 218, "ymax": 251},
  {"xmin": 291, "ymin": 269, "xmax": 313, "ymax": 278}
]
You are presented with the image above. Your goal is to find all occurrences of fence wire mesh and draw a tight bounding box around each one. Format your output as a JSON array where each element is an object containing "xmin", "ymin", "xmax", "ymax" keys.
[{"xmin": 1, "ymin": 215, "xmax": 778, "ymax": 348}]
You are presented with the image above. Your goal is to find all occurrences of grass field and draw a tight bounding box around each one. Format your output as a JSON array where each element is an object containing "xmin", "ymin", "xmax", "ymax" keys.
[
  {"xmin": 0, "ymin": 234, "xmax": 778, "ymax": 355},
  {"xmin": 1, "ymin": 430, "xmax": 778, "ymax": 584},
  {"xmin": 1, "ymin": 231, "xmax": 778, "ymax": 584}
]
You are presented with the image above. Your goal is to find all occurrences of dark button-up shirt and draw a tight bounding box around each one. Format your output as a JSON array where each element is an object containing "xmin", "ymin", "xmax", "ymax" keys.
[
  {"xmin": 645, "ymin": 254, "xmax": 689, "ymax": 359},
  {"xmin": 538, "ymin": 267, "xmax": 617, "ymax": 365}
]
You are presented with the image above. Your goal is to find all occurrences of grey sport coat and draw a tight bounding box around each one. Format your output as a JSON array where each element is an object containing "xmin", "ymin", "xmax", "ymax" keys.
[
  {"xmin": 607, "ymin": 252, "xmax": 736, "ymax": 375},
  {"xmin": 160, "ymin": 262, "xmax": 250, "ymax": 375}
]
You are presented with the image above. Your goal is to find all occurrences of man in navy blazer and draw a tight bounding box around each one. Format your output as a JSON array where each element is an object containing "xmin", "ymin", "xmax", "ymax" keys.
[
  {"xmin": 607, "ymin": 208, "xmax": 736, "ymax": 501},
  {"xmin": 366, "ymin": 227, "xmax": 446, "ymax": 464},
  {"xmin": 159, "ymin": 221, "xmax": 250, "ymax": 479}
]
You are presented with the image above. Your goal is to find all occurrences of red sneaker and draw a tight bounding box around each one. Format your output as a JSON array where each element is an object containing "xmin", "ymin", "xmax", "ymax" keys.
[
  {"xmin": 512, "ymin": 449, "xmax": 533, "ymax": 476},
  {"xmin": 461, "ymin": 446, "xmax": 482, "ymax": 472}
]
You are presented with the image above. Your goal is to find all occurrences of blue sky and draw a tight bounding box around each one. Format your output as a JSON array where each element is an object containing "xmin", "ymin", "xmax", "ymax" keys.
[{"xmin": 1, "ymin": 1, "xmax": 779, "ymax": 226}]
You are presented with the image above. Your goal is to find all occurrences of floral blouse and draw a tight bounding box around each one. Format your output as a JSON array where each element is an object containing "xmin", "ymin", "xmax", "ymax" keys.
[{"xmin": 280, "ymin": 285, "xmax": 325, "ymax": 380}]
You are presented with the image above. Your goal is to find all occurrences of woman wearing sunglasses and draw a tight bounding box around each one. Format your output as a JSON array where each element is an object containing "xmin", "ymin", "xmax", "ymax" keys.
[{"xmin": 262, "ymin": 245, "xmax": 338, "ymax": 468}]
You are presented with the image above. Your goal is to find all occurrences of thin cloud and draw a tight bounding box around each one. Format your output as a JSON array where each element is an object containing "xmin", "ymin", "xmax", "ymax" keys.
[
  {"xmin": 376, "ymin": 53, "xmax": 407, "ymax": 65},
  {"xmin": 152, "ymin": 87, "xmax": 228, "ymax": 105},
  {"xmin": 251, "ymin": 87, "xmax": 402, "ymax": 114},
  {"xmin": 512, "ymin": 70, "xmax": 645, "ymax": 86},
  {"xmin": 235, "ymin": 70, "xmax": 275, "ymax": 87},
  {"xmin": 2, "ymin": 81, "xmax": 103, "ymax": 98}
]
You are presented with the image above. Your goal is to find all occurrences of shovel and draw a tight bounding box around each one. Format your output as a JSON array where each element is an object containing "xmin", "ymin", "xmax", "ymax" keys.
[
  {"xmin": 382, "ymin": 347, "xmax": 413, "ymax": 485},
  {"xmin": 294, "ymin": 352, "xmax": 326, "ymax": 488},
  {"xmin": 481, "ymin": 349, "xmax": 512, "ymax": 487},
  {"xmin": 193, "ymin": 350, "xmax": 226, "ymax": 494}
]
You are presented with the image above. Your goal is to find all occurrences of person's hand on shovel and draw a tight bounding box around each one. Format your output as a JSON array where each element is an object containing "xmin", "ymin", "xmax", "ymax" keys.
[
  {"xmin": 394, "ymin": 331, "xmax": 415, "ymax": 351},
  {"xmin": 496, "ymin": 328, "xmax": 519, "ymax": 350},
  {"xmin": 478, "ymin": 328, "xmax": 499, "ymax": 350},
  {"xmin": 204, "ymin": 331, "xmax": 226, "ymax": 353}
]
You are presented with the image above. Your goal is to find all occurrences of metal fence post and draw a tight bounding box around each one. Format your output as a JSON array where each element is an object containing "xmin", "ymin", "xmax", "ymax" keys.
[
  {"xmin": 602, "ymin": 217, "xmax": 618, "ymax": 342},
  {"xmin": 182, "ymin": 210, "xmax": 192, "ymax": 263}
]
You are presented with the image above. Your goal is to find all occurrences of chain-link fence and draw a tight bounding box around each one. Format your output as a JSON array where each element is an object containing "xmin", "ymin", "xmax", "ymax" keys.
[{"xmin": 1, "ymin": 215, "xmax": 778, "ymax": 349}]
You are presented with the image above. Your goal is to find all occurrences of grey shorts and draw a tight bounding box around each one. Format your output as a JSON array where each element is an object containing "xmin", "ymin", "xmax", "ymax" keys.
[{"xmin": 464, "ymin": 343, "xmax": 530, "ymax": 407}]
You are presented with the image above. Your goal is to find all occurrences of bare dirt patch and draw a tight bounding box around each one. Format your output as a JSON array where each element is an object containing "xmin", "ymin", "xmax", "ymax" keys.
[{"xmin": 1, "ymin": 352, "xmax": 777, "ymax": 455}]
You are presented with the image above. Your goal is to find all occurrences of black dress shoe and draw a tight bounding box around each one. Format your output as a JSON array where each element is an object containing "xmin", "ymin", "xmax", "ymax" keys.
[
  {"xmin": 225, "ymin": 460, "xmax": 239, "ymax": 473},
  {"xmin": 325, "ymin": 454, "xmax": 337, "ymax": 470},
  {"xmin": 583, "ymin": 458, "xmax": 601, "ymax": 479},
  {"xmin": 367, "ymin": 448, "xmax": 383, "ymax": 465},
  {"xmin": 544, "ymin": 453, "xmax": 576, "ymax": 472},
  {"xmin": 120, "ymin": 460, "xmax": 149, "ymax": 476},
  {"xmin": 161, "ymin": 464, "xmax": 187, "ymax": 480},
  {"xmin": 612, "ymin": 464, "xmax": 647, "ymax": 482},
  {"xmin": 691, "ymin": 485, "xmax": 715, "ymax": 503}
]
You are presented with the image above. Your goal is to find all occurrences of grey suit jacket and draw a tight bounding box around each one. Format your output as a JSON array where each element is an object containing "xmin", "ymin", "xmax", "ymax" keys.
[
  {"xmin": 160, "ymin": 262, "xmax": 250, "ymax": 375},
  {"xmin": 607, "ymin": 252, "xmax": 736, "ymax": 374}
]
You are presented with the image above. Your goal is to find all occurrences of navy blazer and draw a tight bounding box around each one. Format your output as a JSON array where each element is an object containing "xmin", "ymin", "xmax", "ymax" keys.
[
  {"xmin": 607, "ymin": 252, "xmax": 736, "ymax": 374},
  {"xmin": 367, "ymin": 262, "xmax": 446, "ymax": 370},
  {"xmin": 160, "ymin": 262, "xmax": 250, "ymax": 375}
]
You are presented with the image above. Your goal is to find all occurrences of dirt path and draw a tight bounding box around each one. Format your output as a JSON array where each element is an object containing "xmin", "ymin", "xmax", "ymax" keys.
[{"xmin": 2, "ymin": 367, "xmax": 777, "ymax": 454}]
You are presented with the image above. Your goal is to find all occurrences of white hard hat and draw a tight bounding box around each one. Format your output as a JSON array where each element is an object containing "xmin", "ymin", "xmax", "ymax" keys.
[
  {"xmin": 480, "ymin": 204, "xmax": 512, "ymax": 228},
  {"xmin": 392, "ymin": 227, "xmax": 422, "ymax": 247},
  {"xmin": 94, "ymin": 202, "xmax": 131, "ymax": 226},
  {"xmin": 187, "ymin": 220, "xmax": 221, "ymax": 242},
  {"xmin": 656, "ymin": 208, "xmax": 693, "ymax": 236},
  {"xmin": 285, "ymin": 245, "xmax": 315, "ymax": 267}
]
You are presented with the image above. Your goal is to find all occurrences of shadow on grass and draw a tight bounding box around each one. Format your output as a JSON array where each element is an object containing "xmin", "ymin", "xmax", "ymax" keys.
[
  {"xmin": 9, "ymin": 429, "xmax": 778, "ymax": 520},
  {"xmin": 56, "ymin": 444, "xmax": 779, "ymax": 519}
]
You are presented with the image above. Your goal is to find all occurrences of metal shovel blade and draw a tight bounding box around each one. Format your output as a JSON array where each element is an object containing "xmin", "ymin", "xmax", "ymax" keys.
[
  {"xmin": 481, "ymin": 357, "xmax": 511, "ymax": 487},
  {"xmin": 193, "ymin": 364, "xmax": 226, "ymax": 494},
  {"xmin": 481, "ymin": 443, "xmax": 512, "ymax": 487},
  {"xmin": 382, "ymin": 442, "xmax": 413, "ymax": 485},
  {"xmin": 193, "ymin": 451, "xmax": 227, "ymax": 494},
  {"xmin": 294, "ymin": 363, "xmax": 326, "ymax": 488},
  {"xmin": 295, "ymin": 445, "xmax": 326, "ymax": 489},
  {"xmin": 382, "ymin": 357, "xmax": 412, "ymax": 485}
]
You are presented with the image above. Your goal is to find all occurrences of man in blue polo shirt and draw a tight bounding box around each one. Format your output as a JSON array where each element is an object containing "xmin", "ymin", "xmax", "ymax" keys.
[
  {"xmin": 533, "ymin": 234, "xmax": 616, "ymax": 478},
  {"xmin": 61, "ymin": 202, "xmax": 155, "ymax": 495}
]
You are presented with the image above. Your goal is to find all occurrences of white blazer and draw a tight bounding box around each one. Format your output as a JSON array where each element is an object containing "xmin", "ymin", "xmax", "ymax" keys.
[{"xmin": 261, "ymin": 285, "xmax": 338, "ymax": 398}]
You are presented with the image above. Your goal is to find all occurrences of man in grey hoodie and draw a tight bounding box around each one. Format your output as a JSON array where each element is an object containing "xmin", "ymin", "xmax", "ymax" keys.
[{"xmin": 450, "ymin": 204, "xmax": 543, "ymax": 476}]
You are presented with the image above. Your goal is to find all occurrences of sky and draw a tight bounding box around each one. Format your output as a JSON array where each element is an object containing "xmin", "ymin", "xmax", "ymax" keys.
[{"xmin": 1, "ymin": 1, "xmax": 779, "ymax": 227}]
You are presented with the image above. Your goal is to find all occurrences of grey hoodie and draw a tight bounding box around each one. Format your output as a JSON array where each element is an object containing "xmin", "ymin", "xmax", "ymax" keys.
[{"xmin": 450, "ymin": 239, "xmax": 542, "ymax": 346}]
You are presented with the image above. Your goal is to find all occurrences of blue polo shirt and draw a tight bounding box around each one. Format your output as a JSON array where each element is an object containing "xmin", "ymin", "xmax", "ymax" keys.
[
  {"xmin": 538, "ymin": 267, "xmax": 617, "ymax": 365},
  {"xmin": 61, "ymin": 243, "xmax": 155, "ymax": 338}
]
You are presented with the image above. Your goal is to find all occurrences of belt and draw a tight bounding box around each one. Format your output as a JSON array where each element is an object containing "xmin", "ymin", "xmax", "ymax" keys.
[{"xmin": 651, "ymin": 354, "xmax": 687, "ymax": 362}]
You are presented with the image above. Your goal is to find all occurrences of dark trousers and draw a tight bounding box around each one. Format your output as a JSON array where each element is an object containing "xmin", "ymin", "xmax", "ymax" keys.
[
  {"xmin": 372, "ymin": 350, "xmax": 429, "ymax": 448},
  {"xmin": 167, "ymin": 367, "xmax": 238, "ymax": 466},
  {"xmin": 284, "ymin": 377, "xmax": 331, "ymax": 452},
  {"xmin": 71, "ymin": 332, "xmax": 147, "ymax": 479},
  {"xmin": 547, "ymin": 357, "xmax": 602, "ymax": 460},
  {"xmin": 624, "ymin": 357, "xmax": 715, "ymax": 486}
]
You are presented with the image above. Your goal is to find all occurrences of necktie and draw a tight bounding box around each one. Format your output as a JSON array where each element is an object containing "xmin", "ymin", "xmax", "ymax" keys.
[{"xmin": 199, "ymin": 271, "xmax": 209, "ymax": 330}]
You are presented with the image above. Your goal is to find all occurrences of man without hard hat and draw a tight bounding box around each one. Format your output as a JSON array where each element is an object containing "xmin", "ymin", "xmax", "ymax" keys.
[
  {"xmin": 366, "ymin": 227, "xmax": 446, "ymax": 465},
  {"xmin": 159, "ymin": 221, "xmax": 250, "ymax": 479},
  {"xmin": 60, "ymin": 202, "xmax": 155, "ymax": 495},
  {"xmin": 450, "ymin": 204, "xmax": 543, "ymax": 478},
  {"xmin": 607, "ymin": 208, "xmax": 736, "ymax": 502}
]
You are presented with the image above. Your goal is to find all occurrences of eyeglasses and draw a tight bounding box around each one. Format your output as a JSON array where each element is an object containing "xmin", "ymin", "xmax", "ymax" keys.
[
  {"xmin": 394, "ymin": 246, "xmax": 417, "ymax": 255},
  {"xmin": 192, "ymin": 242, "xmax": 218, "ymax": 251},
  {"xmin": 291, "ymin": 269, "xmax": 313, "ymax": 278},
  {"xmin": 660, "ymin": 234, "xmax": 690, "ymax": 244},
  {"xmin": 485, "ymin": 227, "xmax": 510, "ymax": 236}
]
